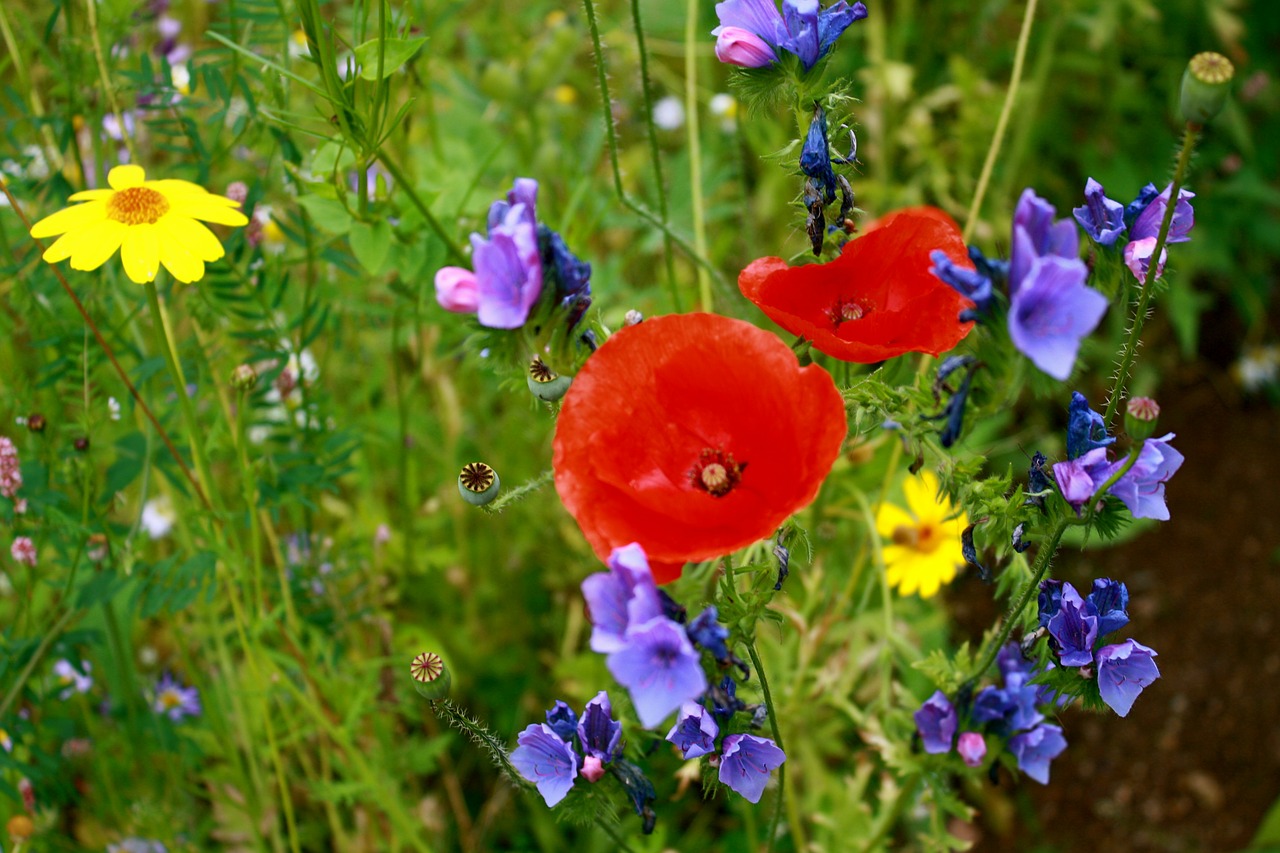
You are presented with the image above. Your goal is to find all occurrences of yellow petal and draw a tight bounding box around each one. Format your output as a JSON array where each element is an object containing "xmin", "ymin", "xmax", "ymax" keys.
[
  {"xmin": 121, "ymin": 224, "xmax": 161, "ymax": 283},
  {"xmin": 875, "ymin": 503, "xmax": 915, "ymax": 539},
  {"xmin": 902, "ymin": 471, "xmax": 940, "ymax": 521},
  {"xmin": 158, "ymin": 233, "xmax": 205, "ymax": 283},
  {"xmin": 68, "ymin": 219, "xmax": 128, "ymax": 272},
  {"xmin": 145, "ymin": 179, "xmax": 209, "ymax": 198},
  {"xmin": 67, "ymin": 189, "xmax": 115, "ymax": 202},
  {"xmin": 29, "ymin": 201, "xmax": 107, "ymax": 239},
  {"xmin": 42, "ymin": 229, "xmax": 81, "ymax": 263},
  {"xmin": 160, "ymin": 216, "xmax": 225, "ymax": 262},
  {"xmin": 171, "ymin": 199, "xmax": 249, "ymax": 226},
  {"xmin": 108, "ymin": 165, "xmax": 147, "ymax": 190}
]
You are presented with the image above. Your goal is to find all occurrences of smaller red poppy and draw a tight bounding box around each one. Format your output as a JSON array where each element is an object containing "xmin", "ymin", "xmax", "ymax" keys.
[
  {"xmin": 553, "ymin": 313, "xmax": 847, "ymax": 583},
  {"xmin": 739, "ymin": 207, "xmax": 975, "ymax": 363}
]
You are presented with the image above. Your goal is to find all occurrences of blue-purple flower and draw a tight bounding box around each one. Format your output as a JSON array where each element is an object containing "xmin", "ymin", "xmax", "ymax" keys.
[
  {"xmin": 1046, "ymin": 583, "xmax": 1099, "ymax": 667},
  {"xmin": 1052, "ymin": 447, "xmax": 1111, "ymax": 514},
  {"xmin": 152, "ymin": 672, "xmax": 201, "ymax": 721},
  {"xmin": 930, "ymin": 250, "xmax": 994, "ymax": 318},
  {"xmin": 581, "ymin": 542, "xmax": 664, "ymax": 654},
  {"xmin": 913, "ymin": 690, "xmax": 957, "ymax": 754},
  {"xmin": 53, "ymin": 659, "xmax": 93, "ymax": 700},
  {"xmin": 1008, "ymin": 723, "xmax": 1067, "ymax": 784},
  {"xmin": 1096, "ymin": 639, "xmax": 1160, "ymax": 717},
  {"xmin": 687, "ymin": 606, "xmax": 732, "ymax": 663},
  {"xmin": 719, "ymin": 733, "xmax": 787, "ymax": 803},
  {"xmin": 712, "ymin": 0, "xmax": 869, "ymax": 71},
  {"xmin": 511, "ymin": 723, "xmax": 580, "ymax": 807},
  {"xmin": 607, "ymin": 617, "xmax": 708, "ymax": 728},
  {"xmin": 1072, "ymin": 178, "xmax": 1126, "ymax": 246},
  {"xmin": 665, "ymin": 702, "xmax": 720, "ymax": 759},
  {"xmin": 577, "ymin": 692, "xmax": 622, "ymax": 763},
  {"xmin": 1087, "ymin": 578, "xmax": 1130, "ymax": 636},
  {"xmin": 544, "ymin": 700, "xmax": 578, "ymax": 742},
  {"xmin": 1066, "ymin": 392, "xmax": 1115, "ymax": 460},
  {"xmin": 1123, "ymin": 184, "xmax": 1195, "ymax": 281},
  {"xmin": 1102, "ymin": 433, "xmax": 1184, "ymax": 521}
]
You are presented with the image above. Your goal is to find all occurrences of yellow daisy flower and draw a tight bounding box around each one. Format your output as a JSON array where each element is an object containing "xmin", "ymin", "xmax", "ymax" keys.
[
  {"xmin": 875, "ymin": 471, "xmax": 969, "ymax": 599},
  {"xmin": 29, "ymin": 164, "xmax": 248, "ymax": 284}
]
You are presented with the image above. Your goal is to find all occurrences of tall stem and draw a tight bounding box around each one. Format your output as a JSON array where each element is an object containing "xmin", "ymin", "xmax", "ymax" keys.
[
  {"xmin": 1103, "ymin": 124, "xmax": 1199, "ymax": 429},
  {"xmin": 746, "ymin": 641, "xmax": 801, "ymax": 853},
  {"xmin": 683, "ymin": 0, "xmax": 712, "ymax": 311},
  {"xmin": 962, "ymin": 0, "xmax": 1039, "ymax": 243}
]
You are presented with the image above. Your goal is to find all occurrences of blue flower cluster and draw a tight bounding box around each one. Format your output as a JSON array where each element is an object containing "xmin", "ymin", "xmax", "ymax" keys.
[
  {"xmin": 913, "ymin": 644, "xmax": 1068, "ymax": 784},
  {"xmin": 511, "ymin": 692, "xmax": 622, "ymax": 807},
  {"xmin": 1074, "ymin": 178, "xmax": 1195, "ymax": 281},
  {"xmin": 712, "ymin": 0, "xmax": 869, "ymax": 71},
  {"xmin": 1038, "ymin": 578, "xmax": 1161, "ymax": 717}
]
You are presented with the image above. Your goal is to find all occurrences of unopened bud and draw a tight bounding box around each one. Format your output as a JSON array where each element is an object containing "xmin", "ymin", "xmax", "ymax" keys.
[
  {"xmin": 1125, "ymin": 396, "xmax": 1160, "ymax": 440},
  {"xmin": 1180, "ymin": 52, "xmax": 1234, "ymax": 126},
  {"xmin": 26, "ymin": 413, "xmax": 46, "ymax": 434},
  {"xmin": 74, "ymin": 436, "xmax": 90, "ymax": 452},
  {"xmin": 527, "ymin": 356, "xmax": 572, "ymax": 402},
  {"xmin": 624, "ymin": 309, "xmax": 644, "ymax": 327},
  {"xmin": 410, "ymin": 651, "xmax": 451, "ymax": 700},
  {"xmin": 230, "ymin": 364, "xmax": 258, "ymax": 391},
  {"xmin": 458, "ymin": 462, "xmax": 500, "ymax": 506}
]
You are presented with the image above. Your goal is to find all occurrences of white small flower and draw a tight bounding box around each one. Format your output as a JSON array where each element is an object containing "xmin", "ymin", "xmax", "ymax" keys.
[
  {"xmin": 709, "ymin": 93, "xmax": 738, "ymax": 132},
  {"xmin": 652, "ymin": 96, "xmax": 686, "ymax": 131},
  {"xmin": 170, "ymin": 63, "xmax": 192, "ymax": 96},
  {"xmin": 141, "ymin": 496, "xmax": 176, "ymax": 540},
  {"xmin": 1236, "ymin": 344, "xmax": 1280, "ymax": 392},
  {"xmin": 108, "ymin": 397, "xmax": 122, "ymax": 421},
  {"xmin": 53, "ymin": 659, "xmax": 93, "ymax": 699}
]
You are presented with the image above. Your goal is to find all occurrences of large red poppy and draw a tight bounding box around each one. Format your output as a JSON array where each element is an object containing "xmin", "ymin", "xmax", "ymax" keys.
[
  {"xmin": 738, "ymin": 207, "xmax": 975, "ymax": 363},
  {"xmin": 553, "ymin": 313, "xmax": 847, "ymax": 583}
]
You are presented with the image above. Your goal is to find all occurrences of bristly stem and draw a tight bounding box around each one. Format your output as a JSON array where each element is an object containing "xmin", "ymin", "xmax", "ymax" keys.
[
  {"xmin": 629, "ymin": 0, "xmax": 680, "ymax": 311},
  {"xmin": 1103, "ymin": 124, "xmax": 1200, "ymax": 429},
  {"xmin": 0, "ymin": 183, "xmax": 213, "ymax": 512},
  {"xmin": 746, "ymin": 641, "xmax": 798, "ymax": 853},
  {"xmin": 962, "ymin": 0, "xmax": 1040, "ymax": 243},
  {"xmin": 684, "ymin": 0, "xmax": 713, "ymax": 311}
]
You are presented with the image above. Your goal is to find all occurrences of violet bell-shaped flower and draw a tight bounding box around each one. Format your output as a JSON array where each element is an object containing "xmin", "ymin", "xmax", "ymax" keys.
[
  {"xmin": 510, "ymin": 723, "xmax": 580, "ymax": 807},
  {"xmin": 913, "ymin": 690, "xmax": 957, "ymax": 754},
  {"xmin": 713, "ymin": 0, "xmax": 868, "ymax": 71},
  {"xmin": 1123, "ymin": 184, "xmax": 1195, "ymax": 282},
  {"xmin": 1096, "ymin": 639, "xmax": 1160, "ymax": 717},
  {"xmin": 665, "ymin": 702, "xmax": 720, "ymax": 759},
  {"xmin": 1009, "ymin": 723, "xmax": 1067, "ymax": 784},
  {"xmin": 1072, "ymin": 178, "xmax": 1126, "ymax": 247},
  {"xmin": 1045, "ymin": 582, "xmax": 1099, "ymax": 667},
  {"xmin": 1101, "ymin": 433, "xmax": 1184, "ymax": 521},
  {"xmin": 719, "ymin": 733, "xmax": 787, "ymax": 803},
  {"xmin": 581, "ymin": 542, "xmax": 664, "ymax": 654},
  {"xmin": 606, "ymin": 616, "xmax": 707, "ymax": 728}
]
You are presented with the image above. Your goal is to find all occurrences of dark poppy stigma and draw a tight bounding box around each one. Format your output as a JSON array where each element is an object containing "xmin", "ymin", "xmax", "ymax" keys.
[
  {"xmin": 824, "ymin": 297, "xmax": 869, "ymax": 328},
  {"xmin": 689, "ymin": 448, "xmax": 746, "ymax": 498}
]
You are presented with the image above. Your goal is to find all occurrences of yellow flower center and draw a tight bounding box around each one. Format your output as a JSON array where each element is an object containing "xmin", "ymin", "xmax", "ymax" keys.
[
  {"xmin": 893, "ymin": 522, "xmax": 943, "ymax": 554},
  {"xmin": 700, "ymin": 463, "xmax": 729, "ymax": 492},
  {"xmin": 106, "ymin": 187, "xmax": 170, "ymax": 225},
  {"xmin": 160, "ymin": 690, "xmax": 182, "ymax": 710}
]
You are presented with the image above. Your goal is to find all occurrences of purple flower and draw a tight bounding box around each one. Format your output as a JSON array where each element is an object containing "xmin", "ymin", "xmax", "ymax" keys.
[
  {"xmin": 971, "ymin": 683, "xmax": 1043, "ymax": 734},
  {"xmin": 152, "ymin": 672, "xmax": 201, "ymax": 721},
  {"xmin": 1130, "ymin": 184, "xmax": 1196, "ymax": 244},
  {"xmin": 581, "ymin": 542, "xmax": 664, "ymax": 654},
  {"xmin": 719, "ymin": 734, "xmax": 786, "ymax": 803},
  {"xmin": 1122, "ymin": 236, "xmax": 1164, "ymax": 281},
  {"xmin": 913, "ymin": 690, "xmax": 957, "ymax": 754},
  {"xmin": 544, "ymin": 700, "xmax": 578, "ymax": 742},
  {"xmin": 576, "ymin": 691, "xmax": 622, "ymax": 762},
  {"xmin": 1008, "ymin": 255, "xmax": 1107, "ymax": 381},
  {"xmin": 1097, "ymin": 639, "xmax": 1160, "ymax": 717},
  {"xmin": 800, "ymin": 105, "xmax": 838, "ymax": 205},
  {"xmin": 53, "ymin": 659, "xmax": 93, "ymax": 700},
  {"xmin": 1052, "ymin": 447, "xmax": 1111, "ymax": 514},
  {"xmin": 1009, "ymin": 189, "xmax": 1080, "ymax": 298},
  {"xmin": 607, "ymin": 617, "xmax": 707, "ymax": 728},
  {"xmin": 712, "ymin": 0, "xmax": 868, "ymax": 71},
  {"xmin": 997, "ymin": 642, "xmax": 1034, "ymax": 688},
  {"xmin": 1086, "ymin": 578, "xmax": 1130, "ymax": 636},
  {"xmin": 1046, "ymin": 582, "xmax": 1099, "ymax": 667},
  {"xmin": 1072, "ymin": 178, "xmax": 1126, "ymax": 246},
  {"xmin": 665, "ymin": 702, "xmax": 720, "ymax": 759},
  {"xmin": 930, "ymin": 250, "xmax": 993, "ymax": 317},
  {"xmin": 957, "ymin": 732, "xmax": 986, "ymax": 767},
  {"xmin": 433, "ymin": 179, "xmax": 543, "ymax": 329},
  {"xmin": 687, "ymin": 606, "xmax": 731, "ymax": 662},
  {"xmin": 1103, "ymin": 433, "xmax": 1183, "ymax": 521},
  {"xmin": 1009, "ymin": 723, "xmax": 1067, "ymax": 784},
  {"xmin": 1066, "ymin": 391, "xmax": 1114, "ymax": 460},
  {"xmin": 511, "ymin": 723, "xmax": 580, "ymax": 807},
  {"xmin": 1037, "ymin": 579, "xmax": 1064, "ymax": 629},
  {"xmin": 1123, "ymin": 183, "xmax": 1161, "ymax": 229}
]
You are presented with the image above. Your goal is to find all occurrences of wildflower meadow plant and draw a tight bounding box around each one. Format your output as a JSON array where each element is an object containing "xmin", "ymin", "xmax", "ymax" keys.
[{"xmin": 0, "ymin": 0, "xmax": 1252, "ymax": 848}]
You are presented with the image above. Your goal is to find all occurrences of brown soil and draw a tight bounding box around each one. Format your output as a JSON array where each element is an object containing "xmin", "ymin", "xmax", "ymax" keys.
[{"xmin": 951, "ymin": 364, "xmax": 1280, "ymax": 852}]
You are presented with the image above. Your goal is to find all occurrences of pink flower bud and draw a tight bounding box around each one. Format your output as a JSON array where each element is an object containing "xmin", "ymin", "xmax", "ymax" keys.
[
  {"xmin": 434, "ymin": 266, "xmax": 481, "ymax": 313},
  {"xmin": 957, "ymin": 731, "xmax": 986, "ymax": 767},
  {"xmin": 714, "ymin": 27, "xmax": 778, "ymax": 68},
  {"xmin": 581, "ymin": 754, "xmax": 606, "ymax": 783},
  {"xmin": 1123, "ymin": 236, "xmax": 1166, "ymax": 282}
]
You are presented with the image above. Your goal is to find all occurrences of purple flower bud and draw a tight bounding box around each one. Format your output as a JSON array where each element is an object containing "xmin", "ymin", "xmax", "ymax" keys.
[
  {"xmin": 714, "ymin": 26, "xmax": 779, "ymax": 67},
  {"xmin": 930, "ymin": 250, "xmax": 994, "ymax": 315},
  {"xmin": 434, "ymin": 267, "xmax": 480, "ymax": 313},
  {"xmin": 511, "ymin": 724, "xmax": 580, "ymax": 807},
  {"xmin": 1072, "ymin": 178, "xmax": 1126, "ymax": 247},
  {"xmin": 687, "ymin": 606, "xmax": 732, "ymax": 662},
  {"xmin": 544, "ymin": 701, "xmax": 578, "ymax": 742},
  {"xmin": 581, "ymin": 755, "xmax": 606, "ymax": 783},
  {"xmin": 577, "ymin": 692, "xmax": 622, "ymax": 762},
  {"xmin": 1123, "ymin": 236, "xmax": 1165, "ymax": 282},
  {"xmin": 1009, "ymin": 723, "xmax": 1067, "ymax": 784},
  {"xmin": 665, "ymin": 702, "xmax": 719, "ymax": 759},
  {"xmin": 719, "ymin": 734, "xmax": 786, "ymax": 803},
  {"xmin": 913, "ymin": 690, "xmax": 956, "ymax": 754},
  {"xmin": 1046, "ymin": 582, "xmax": 1099, "ymax": 667},
  {"xmin": 957, "ymin": 732, "xmax": 986, "ymax": 767},
  {"xmin": 1086, "ymin": 578, "xmax": 1129, "ymax": 637},
  {"xmin": 1097, "ymin": 639, "xmax": 1160, "ymax": 717},
  {"xmin": 1066, "ymin": 392, "xmax": 1114, "ymax": 460},
  {"xmin": 1037, "ymin": 579, "xmax": 1065, "ymax": 629}
]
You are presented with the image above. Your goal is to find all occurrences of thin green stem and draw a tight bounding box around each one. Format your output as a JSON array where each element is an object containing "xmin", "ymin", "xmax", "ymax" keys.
[
  {"xmin": 1103, "ymin": 124, "xmax": 1200, "ymax": 428},
  {"xmin": 683, "ymin": 0, "xmax": 712, "ymax": 311},
  {"xmin": 0, "ymin": 607, "xmax": 81, "ymax": 721},
  {"xmin": 746, "ymin": 641, "xmax": 799, "ymax": 853},
  {"xmin": 377, "ymin": 152, "xmax": 467, "ymax": 264},
  {"xmin": 83, "ymin": 0, "xmax": 139, "ymax": 164},
  {"xmin": 962, "ymin": 0, "xmax": 1039, "ymax": 243}
]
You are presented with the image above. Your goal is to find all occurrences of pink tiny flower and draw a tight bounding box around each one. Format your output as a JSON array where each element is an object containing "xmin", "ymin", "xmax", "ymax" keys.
[
  {"xmin": 11, "ymin": 537, "xmax": 36, "ymax": 567},
  {"xmin": 14, "ymin": 498, "xmax": 27, "ymax": 515},
  {"xmin": 1123, "ymin": 236, "xmax": 1166, "ymax": 282},
  {"xmin": 435, "ymin": 266, "xmax": 481, "ymax": 313},
  {"xmin": 374, "ymin": 523, "xmax": 392, "ymax": 546},
  {"xmin": 714, "ymin": 27, "xmax": 778, "ymax": 68},
  {"xmin": 580, "ymin": 754, "xmax": 606, "ymax": 783},
  {"xmin": 19, "ymin": 776, "xmax": 35, "ymax": 813},
  {"xmin": 225, "ymin": 181, "xmax": 249, "ymax": 204},
  {"xmin": 957, "ymin": 731, "xmax": 987, "ymax": 767}
]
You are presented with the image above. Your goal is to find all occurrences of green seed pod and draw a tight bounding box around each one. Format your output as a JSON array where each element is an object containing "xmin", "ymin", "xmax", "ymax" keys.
[
  {"xmin": 410, "ymin": 651, "xmax": 451, "ymax": 700},
  {"xmin": 230, "ymin": 364, "xmax": 258, "ymax": 392},
  {"xmin": 1124, "ymin": 397, "xmax": 1160, "ymax": 441},
  {"xmin": 458, "ymin": 462, "xmax": 501, "ymax": 506},
  {"xmin": 1180, "ymin": 52, "xmax": 1234, "ymax": 126},
  {"xmin": 527, "ymin": 356, "xmax": 573, "ymax": 402},
  {"xmin": 479, "ymin": 62, "xmax": 520, "ymax": 102}
]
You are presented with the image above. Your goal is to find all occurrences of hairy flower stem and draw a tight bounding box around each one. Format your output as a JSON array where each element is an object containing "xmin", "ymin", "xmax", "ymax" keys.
[
  {"xmin": 967, "ymin": 517, "xmax": 1067, "ymax": 686},
  {"xmin": 963, "ymin": 0, "xmax": 1039, "ymax": 243},
  {"xmin": 1103, "ymin": 124, "xmax": 1200, "ymax": 429},
  {"xmin": 747, "ymin": 641, "xmax": 802, "ymax": 853},
  {"xmin": 0, "ymin": 183, "xmax": 213, "ymax": 512}
]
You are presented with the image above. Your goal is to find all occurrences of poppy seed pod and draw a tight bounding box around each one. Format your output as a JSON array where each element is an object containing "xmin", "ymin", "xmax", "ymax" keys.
[
  {"xmin": 458, "ymin": 462, "xmax": 501, "ymax": 506},
  {"xmin": 1180, "ymin": 52, "xmax": 1234, "ymax": 126},
  {"xmin": 1125, "ymin": 396, "xmax": 1161, "ymax": 441},
  {"xmin": 527, "ymin": 356, "xmax": 573, "ymax": 402},
  {"xmin": 410, "ymin": 651, "xmax": 451, "ymax": 700}
]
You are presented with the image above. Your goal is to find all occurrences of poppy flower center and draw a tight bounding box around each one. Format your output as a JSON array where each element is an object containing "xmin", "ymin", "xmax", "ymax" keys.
[
  {"xmin": 459, "ymin": 462, "xmax": 497, "ymax": 493},
  {"xmin": 528, "ymin": 356, "xmax": 558, "ymax": 384},
  {"xmin": 689, "ymin": 448, "xmax": 745, "ymax": 498},
  {"xmin": 824, "ymin": 297, "xmax": 870, "ymax": 328},
  {"xmin": 106, "ymin": 187, "xmax": 170, "ymax": 225},
  {"xmin": 893, "ymin": 522, "xmax": 942, "ymax": 554}
]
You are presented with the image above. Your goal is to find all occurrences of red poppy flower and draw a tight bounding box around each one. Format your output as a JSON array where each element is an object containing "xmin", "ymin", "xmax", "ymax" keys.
[
  {"xmin": 738, "ymin": 207, "xmax": 975, "ymax": 363},
  {"xmin": 553, "ymin": 313, "xmax": 847, "ymax": 583}
]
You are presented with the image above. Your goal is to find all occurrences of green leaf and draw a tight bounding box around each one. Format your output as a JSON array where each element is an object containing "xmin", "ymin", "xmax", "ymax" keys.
[
  {"xmin": 297, "ymin": 195, "xmax": 353, "ymax": 235},
  {"xmin": 353, "ymin": 37, "xmax": 428, "ymax": 81},
  {"xmin": 311, "ymin": 141, "xmax": 358, "ymax": 177},
  {"xmin": 349, "ymin": 220, "xmax": 392, "ymax": 273}
]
